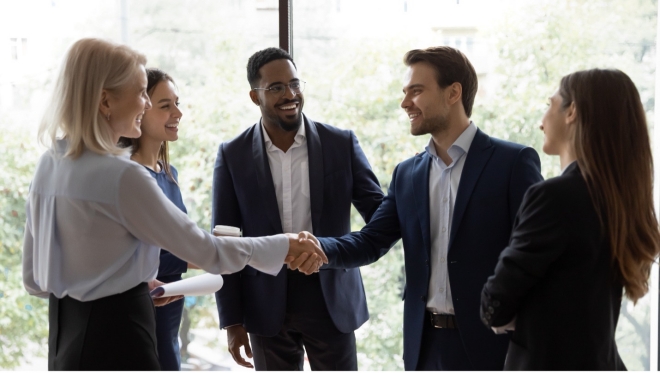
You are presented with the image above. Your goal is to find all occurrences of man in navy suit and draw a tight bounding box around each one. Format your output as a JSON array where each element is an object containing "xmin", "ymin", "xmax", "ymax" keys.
[
  {"xmin": 306, "ymin": 46, "xmax": 543, "ymax": 370},
  {"xmin": 212, "ymin": 47, "xmax": 384, "ymax": 370}
]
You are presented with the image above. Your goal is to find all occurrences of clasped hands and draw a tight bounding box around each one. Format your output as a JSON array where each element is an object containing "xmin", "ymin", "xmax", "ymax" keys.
[{"xmin": 284, "ymin": 231, "xmax": 325, "ymax": 275}]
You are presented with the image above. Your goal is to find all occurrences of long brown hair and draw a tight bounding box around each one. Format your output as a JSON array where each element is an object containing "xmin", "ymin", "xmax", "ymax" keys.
[
  {"xmin": 118, "ymin": 68, "xmax": 177, "ymax": 184},
  {"xmin": 559, "ymin": 68, "xmax": 660, "ymax": 302}
]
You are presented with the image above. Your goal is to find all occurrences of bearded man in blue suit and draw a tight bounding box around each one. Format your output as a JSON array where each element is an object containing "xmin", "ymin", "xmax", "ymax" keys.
[
  {"xmin": 304, "ymin": 46, "xmax": 543, "ymax": 370},
  {"xmin": 212, "ymin": 47, "xmax": 384, "ymax": 371}
]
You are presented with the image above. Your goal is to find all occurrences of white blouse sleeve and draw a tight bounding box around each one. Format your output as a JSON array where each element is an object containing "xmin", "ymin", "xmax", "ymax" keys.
[
  {"xmin": 22, "ymin": 198, "xmax": 48, "ymax": 298},
  {"xmin": 117, "ymin": 164, "xmax": 287, "ymax": 276}
]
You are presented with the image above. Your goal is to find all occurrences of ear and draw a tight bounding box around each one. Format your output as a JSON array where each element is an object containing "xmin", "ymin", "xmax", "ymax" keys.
[
  {"xmin": 249, "ymin": 90, "xmax": 261, "ymax": 106},
  {"xmin": 99, "ymin": 89, "xmax": 111, "ymax": 117},
  {"xmin": 446, "ymin": 82, "xmax": 463, "ymax": 106},
  {"xmin": 565, "ymin": 101, "xmax": 577, "ymax": 126}
]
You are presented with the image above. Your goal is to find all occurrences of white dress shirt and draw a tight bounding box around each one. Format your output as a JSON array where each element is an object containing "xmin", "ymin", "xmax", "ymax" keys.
[
  {"xmin": 426, "ymin": 122, "xmax": 478, "ymax": 314},
  {"xmin": 261, "ymin": 121, "xmax": 313, "ymax": 234},
  {"xmin": 22, "ymin": 139, "xmax": 288, "ymax": 302}
]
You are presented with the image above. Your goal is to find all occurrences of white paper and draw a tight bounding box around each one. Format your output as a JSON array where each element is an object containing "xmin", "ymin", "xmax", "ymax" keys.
[{"xmin": 150, "ymin": 273, "xmax": 224, "ymax": 298}]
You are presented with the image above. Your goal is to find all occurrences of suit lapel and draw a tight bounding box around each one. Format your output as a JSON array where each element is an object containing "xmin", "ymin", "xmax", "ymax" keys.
[
  {"xmin": 305, "ymin": 116, "xmax": 324, "ymax": 234},
  {"xmin": 252, "ymin": 122, "xmax": 284, "ymax": 233},
  {"xmin": 412, "ymin": 153, "xmax": 432, "ymax": 259},
  {"xmin": 449, "ymin": 128, "xmax": 494, "ymax": 250}
]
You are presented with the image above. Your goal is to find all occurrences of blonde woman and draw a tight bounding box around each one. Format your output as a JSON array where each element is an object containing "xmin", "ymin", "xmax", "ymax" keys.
[
  {"xmin": 480, "ymin": 69, "xmax": 660, "ymax": 370},
  {"xmin": 22, "ymin": 38, "xmax": 326, "ymax": 371}
]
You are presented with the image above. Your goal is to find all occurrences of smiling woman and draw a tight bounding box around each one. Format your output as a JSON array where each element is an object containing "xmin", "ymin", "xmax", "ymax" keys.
[
  {"xmin": 99, "ymin": 66, "xmax": 151, "ymax": 142},
  {"xmin": 118, "ymin": 69, "xmax": 191, "ymax": 371}
]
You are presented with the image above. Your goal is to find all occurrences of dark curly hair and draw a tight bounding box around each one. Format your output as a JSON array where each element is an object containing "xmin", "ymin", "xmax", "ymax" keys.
[{"xmin": 247, "ymin": 47, "xmax": 296, "ymax": 87}]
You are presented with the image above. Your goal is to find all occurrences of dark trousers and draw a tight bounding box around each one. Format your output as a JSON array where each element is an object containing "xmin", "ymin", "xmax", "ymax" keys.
[
  {"xmin": 416, "ymin": 314, "xmax": 472, "ymax": 371},
  {"xmin": 249, "ymin": 271, "xmax": 357, "ymax": 371},
  {"xmin": 48, "ymin": 283, "xmax": 160, "ymax": 371},
  {"xmin": 155, "ymin": 297, "xmax": 184, "ymax": 370}
]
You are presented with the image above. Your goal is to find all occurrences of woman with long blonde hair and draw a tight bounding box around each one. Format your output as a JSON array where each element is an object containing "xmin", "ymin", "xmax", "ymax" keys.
[{"xmin": 480, "ymin": 68, "xmax": 660, "ymax": 370}]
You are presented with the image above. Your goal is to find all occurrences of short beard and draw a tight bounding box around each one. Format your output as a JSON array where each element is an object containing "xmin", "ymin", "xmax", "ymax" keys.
[
  {"xmin": 277, "ymin": 114, "xmax": 302, "ymax": 132},
  {"xmin": 411, "ymin": 114, "xmax": 449, "ymax": 136}
]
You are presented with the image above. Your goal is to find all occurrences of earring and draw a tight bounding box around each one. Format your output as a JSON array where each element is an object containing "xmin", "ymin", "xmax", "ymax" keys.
[{"xmin": 106, "ymin": 112, "xmax": 111, "ymax": 121}]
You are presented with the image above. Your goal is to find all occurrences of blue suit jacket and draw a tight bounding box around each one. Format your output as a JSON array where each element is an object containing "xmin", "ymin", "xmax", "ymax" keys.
[
  {"xmin": 213, "ymin": 115, "xmax": 384, "ymax": 336},
  {"xmin": 318, "ymin": 128, "xmax": 543, "ymax": 370}
]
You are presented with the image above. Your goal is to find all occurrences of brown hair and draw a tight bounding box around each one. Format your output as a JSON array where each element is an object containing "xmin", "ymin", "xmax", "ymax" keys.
[
  {"xmin": 559, "ymin": 68, "xmax": 660, "ymax": 302},
  {"xmin": 118, "ymin": 68, "xmax": 177, "ymax": 184},
  {"xmin": 403, "ymin": 46, "xmax": 478, "ymax": 117}
]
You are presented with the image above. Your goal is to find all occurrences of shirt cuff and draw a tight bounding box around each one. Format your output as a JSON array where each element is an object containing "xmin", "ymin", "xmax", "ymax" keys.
[
  {"xmin": 245, "ymin": 234, "xmax": 288, "ymax": 276},
  {"xmin": 491, "ymin": 317, "xmax": 516, "ymax": 334}
]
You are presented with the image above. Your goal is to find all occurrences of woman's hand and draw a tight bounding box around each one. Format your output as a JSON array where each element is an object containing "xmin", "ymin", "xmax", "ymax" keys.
[{"xmin": 147, "ymin": 279, "xmax": 184, "ymax": 307}]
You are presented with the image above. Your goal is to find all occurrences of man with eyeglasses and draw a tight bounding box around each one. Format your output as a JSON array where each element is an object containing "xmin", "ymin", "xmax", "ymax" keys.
[{"xmin": 212, "ymin": 47, "xmax": 384, "ymax": 371}]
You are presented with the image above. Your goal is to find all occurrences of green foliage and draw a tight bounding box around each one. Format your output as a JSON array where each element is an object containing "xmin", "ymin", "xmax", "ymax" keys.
[
  {"xmin": 474, "ymin": 0, "xmax": 658, "ymax": 179},
  {"xmin": 0, "ymin": 128, "xmax": 48, "ymax": 369}
]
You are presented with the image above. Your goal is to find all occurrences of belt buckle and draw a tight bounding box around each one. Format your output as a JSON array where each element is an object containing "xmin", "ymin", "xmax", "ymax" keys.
[
  {"xmin": 430, "ymin": 312, "xmax": 445, "ymax": 329},
  {"xmin": 430, "ymin": 312, "xmax": 454, "ymax": 329}
]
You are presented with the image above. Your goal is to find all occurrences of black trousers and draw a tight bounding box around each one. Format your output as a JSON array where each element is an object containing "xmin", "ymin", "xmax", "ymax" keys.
[
  {"xmin": 48, "ymin": 283, "xmax": 160, "ymax": 371},
  {"xmin": 416, "ymin": 314, "xmax": 472, "ymax": 371},
  {"xmin": 249, "ymin": 271, "xmax": 357, "ymax": 371}
]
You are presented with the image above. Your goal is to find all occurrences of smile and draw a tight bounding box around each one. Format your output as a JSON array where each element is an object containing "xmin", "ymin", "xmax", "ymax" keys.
[{"xmin": 278, "ymin": 102, "xmax": 299, "ymax": 111}]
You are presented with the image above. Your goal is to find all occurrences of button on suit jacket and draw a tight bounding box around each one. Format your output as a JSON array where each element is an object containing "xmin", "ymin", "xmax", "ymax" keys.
[
  {"xmin": 318, "ymin": 128, "xmax": 543, "ymax": 370},
  {"xmin": 213, "ymin": 115, "xmax": 384, "ymax": 336}
]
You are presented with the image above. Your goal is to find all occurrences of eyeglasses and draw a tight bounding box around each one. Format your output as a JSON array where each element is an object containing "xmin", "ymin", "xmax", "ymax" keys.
[{"xmin": 252, "ymin": 81, "xmax": 306, "ymax": 98}]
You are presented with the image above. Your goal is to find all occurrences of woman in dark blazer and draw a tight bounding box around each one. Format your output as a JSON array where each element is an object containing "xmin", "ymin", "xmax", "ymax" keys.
[{"xmin": 480, "ymin": 68, "xmax": 660, "ymax": 370}]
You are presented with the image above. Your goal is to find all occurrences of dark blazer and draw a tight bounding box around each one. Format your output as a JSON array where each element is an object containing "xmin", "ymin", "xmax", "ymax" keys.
[
  {"xmin": 212, "ymin": 115, "xmax": 384, "ymax": 336},
  {"xmin": 480, "ymin": 162, "xmax": 626, "ymax": 370},
  {"xmin": 318, "ymin": 128, "xmax": 543, "ymax": 370}
]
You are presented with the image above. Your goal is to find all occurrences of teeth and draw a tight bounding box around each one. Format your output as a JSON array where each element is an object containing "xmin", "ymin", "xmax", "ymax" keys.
[
  {"xmin": 165, "ymin": 124, "xmax": 178, "ymax": 128},
  {"xmin": 409, "ymin": 113, "xmax": 420, "ymax": 118},
  {"xmin": 280, "ymin": 104, "xmax": 296, "ymax": 110}
]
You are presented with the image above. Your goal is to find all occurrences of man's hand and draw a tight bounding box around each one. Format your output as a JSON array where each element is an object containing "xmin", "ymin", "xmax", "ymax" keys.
[
  {"xmin": 147, "ymin": 279, "xmax": 183, "ymax": 307},
  {"xmin": 227, "ymin": 325, "xmax": 253, "ymax": 368},
  {"xmin": 284, "ymin": 232, "xmax": 328, "ymax": 275}
]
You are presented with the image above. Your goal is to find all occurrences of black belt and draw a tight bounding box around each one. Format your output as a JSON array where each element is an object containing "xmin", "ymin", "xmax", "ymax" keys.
[{"xmin": 428, "ymin": 311, "xmax": 458, "ymax": 329}]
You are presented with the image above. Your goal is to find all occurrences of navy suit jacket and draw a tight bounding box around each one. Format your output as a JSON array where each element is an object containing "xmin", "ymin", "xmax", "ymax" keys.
[
  {"xmin": 213, "ymin": 115, "xmax": 384, "ymax": 336},
  {"xmin": 318, "ymin": 128, "xmax": 543, "ymax": 370}
]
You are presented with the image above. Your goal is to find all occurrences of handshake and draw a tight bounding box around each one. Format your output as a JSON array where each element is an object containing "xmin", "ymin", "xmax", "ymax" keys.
[{"xmin": 284, "ymin": 231, "xmax": 325, "ymax": 275}]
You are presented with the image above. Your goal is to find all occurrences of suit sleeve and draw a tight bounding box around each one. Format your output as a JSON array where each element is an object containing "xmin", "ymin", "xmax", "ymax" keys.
[
  {"xmin": 212, "ymin": 143, "xmax": 245, "ymax": 329},
  {"xmin": 349, "ymin": 130, "xmax": 384, "ymax": 223},
  {"xmin": 481, "ymin": 183, "xmax": 568, "ymax": 328},
  {"xmin": 319, "ymin": 164, "xmax": 402, "ymax": 269},
  {"xmin": 508, "ymin": 146, "xmax": 543, "ymax": 222}
]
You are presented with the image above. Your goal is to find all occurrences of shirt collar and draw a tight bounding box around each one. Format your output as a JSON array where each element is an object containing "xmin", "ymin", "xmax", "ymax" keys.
[
  {"xmin": 425, "ymin": 121, "xmax": 478, "ymax": 164},
  {"xmin": 261, "ymin": 119, "xmax": 306, "ymax": 151}
]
